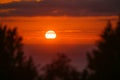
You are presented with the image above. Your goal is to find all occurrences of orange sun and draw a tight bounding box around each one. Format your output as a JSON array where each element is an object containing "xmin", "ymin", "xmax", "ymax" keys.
[{"xmin": 45, "ymin": 30, "xmax": 56, "ymax": 39}]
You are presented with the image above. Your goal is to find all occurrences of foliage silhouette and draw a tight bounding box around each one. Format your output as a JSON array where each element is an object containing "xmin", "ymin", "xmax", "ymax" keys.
[
  {"xmin": 42, "ymin": 53, "xmax": 82, "ymax": 80},
  {"xmin": 87, "ymin": 16, "xmax": 120, "ymax": 80},
  {"xmin": 0, "ymin": 25, "xmax": 38, "ymax": 80}
]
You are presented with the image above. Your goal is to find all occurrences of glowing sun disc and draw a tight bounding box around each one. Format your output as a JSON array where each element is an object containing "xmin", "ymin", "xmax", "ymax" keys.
[{"xmin": 45, "ymin": 30, "xmax": 56, "ymax": 39}]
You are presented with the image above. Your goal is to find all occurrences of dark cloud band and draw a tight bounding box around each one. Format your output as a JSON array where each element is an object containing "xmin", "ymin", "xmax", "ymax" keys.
[{"xmin": 0, "ymin": 0, "xmax": 120, "ymax": 17}]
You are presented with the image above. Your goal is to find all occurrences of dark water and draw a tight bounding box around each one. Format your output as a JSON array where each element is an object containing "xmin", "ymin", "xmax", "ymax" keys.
[{"xmin": 23, "ymin": 44, "xmax": 95, "ymax": 71}]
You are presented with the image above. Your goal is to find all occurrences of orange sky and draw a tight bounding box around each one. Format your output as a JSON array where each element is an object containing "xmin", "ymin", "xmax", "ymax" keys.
[{"xmin": 1, "ymin": 16, "xmax": 118, "ymax": 44}]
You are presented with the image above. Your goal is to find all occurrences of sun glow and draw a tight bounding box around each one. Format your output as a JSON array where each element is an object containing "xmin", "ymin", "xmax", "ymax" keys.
[{"xmin": 45, "ymin": 30, "xmax": 56, "ymax": 39}]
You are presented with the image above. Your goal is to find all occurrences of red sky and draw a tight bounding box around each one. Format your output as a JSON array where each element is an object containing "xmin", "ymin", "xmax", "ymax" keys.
[{"xmin": 1, "ymin": 16, "xmax": 118, "ymax": 44}]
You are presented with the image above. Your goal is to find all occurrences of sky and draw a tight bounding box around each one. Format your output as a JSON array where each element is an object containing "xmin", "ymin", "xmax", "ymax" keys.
[
  {"xmin": 0, "ymin": 0, "xmax": 120, "ymax": 70},
  {"xmin": 0, "ymin": 0, "xmax": 120, "ymax": 44},
  {"xmin": 0, "ymin": 0, "xmax": 120, "ymax": 16},
  {"xmin": 1, "ymin": 16, "xmax": 118, "ymax": 44}
]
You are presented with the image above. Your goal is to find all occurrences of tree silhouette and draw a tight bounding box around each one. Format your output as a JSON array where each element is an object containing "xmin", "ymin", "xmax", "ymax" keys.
[
  {"xmin": 0, "ymin": 25, "xmax": 38, "ymax": 80},
  {"xmin": 86, "ymin": 16, "xmax": 120, "ymax": 80},
  {"xmin": 42, "ymin": 53, "xmax": 81, "ymax": 80}
]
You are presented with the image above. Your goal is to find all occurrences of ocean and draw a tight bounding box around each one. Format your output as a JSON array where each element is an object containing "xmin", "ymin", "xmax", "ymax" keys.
[{"xmin": 24, "ymin": 44, "xmax": 96, "ymax": 71}]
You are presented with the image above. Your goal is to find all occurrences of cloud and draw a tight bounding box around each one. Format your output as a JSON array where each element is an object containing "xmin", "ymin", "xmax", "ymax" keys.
[{"xmin": 0, "ymin": 0, "xmax": 120, "ymax": 17}]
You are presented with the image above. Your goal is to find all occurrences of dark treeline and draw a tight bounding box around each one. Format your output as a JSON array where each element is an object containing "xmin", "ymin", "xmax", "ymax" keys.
[
  {"xmin": 86, "ymin": 16, "xmax": 120, "ymax": 80},
  {"xmin": 0, "ymin": 25, "xmax": 38, "ymax": 80},
  {"xmin": 0, "ymin": 16, "xmax": 120, "ymax": 80}
]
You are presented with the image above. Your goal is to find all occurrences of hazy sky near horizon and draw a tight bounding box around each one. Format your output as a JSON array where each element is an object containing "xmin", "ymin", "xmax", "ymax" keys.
[{"xmin": 1, "ymin": 16, "xmax": 118, "ymax": 44}]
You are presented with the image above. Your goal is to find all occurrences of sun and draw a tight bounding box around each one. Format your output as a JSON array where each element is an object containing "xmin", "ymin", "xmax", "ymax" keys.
[{"xmin": 45, "ymin": 30, "xmax": 56, "ymax": 39}]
